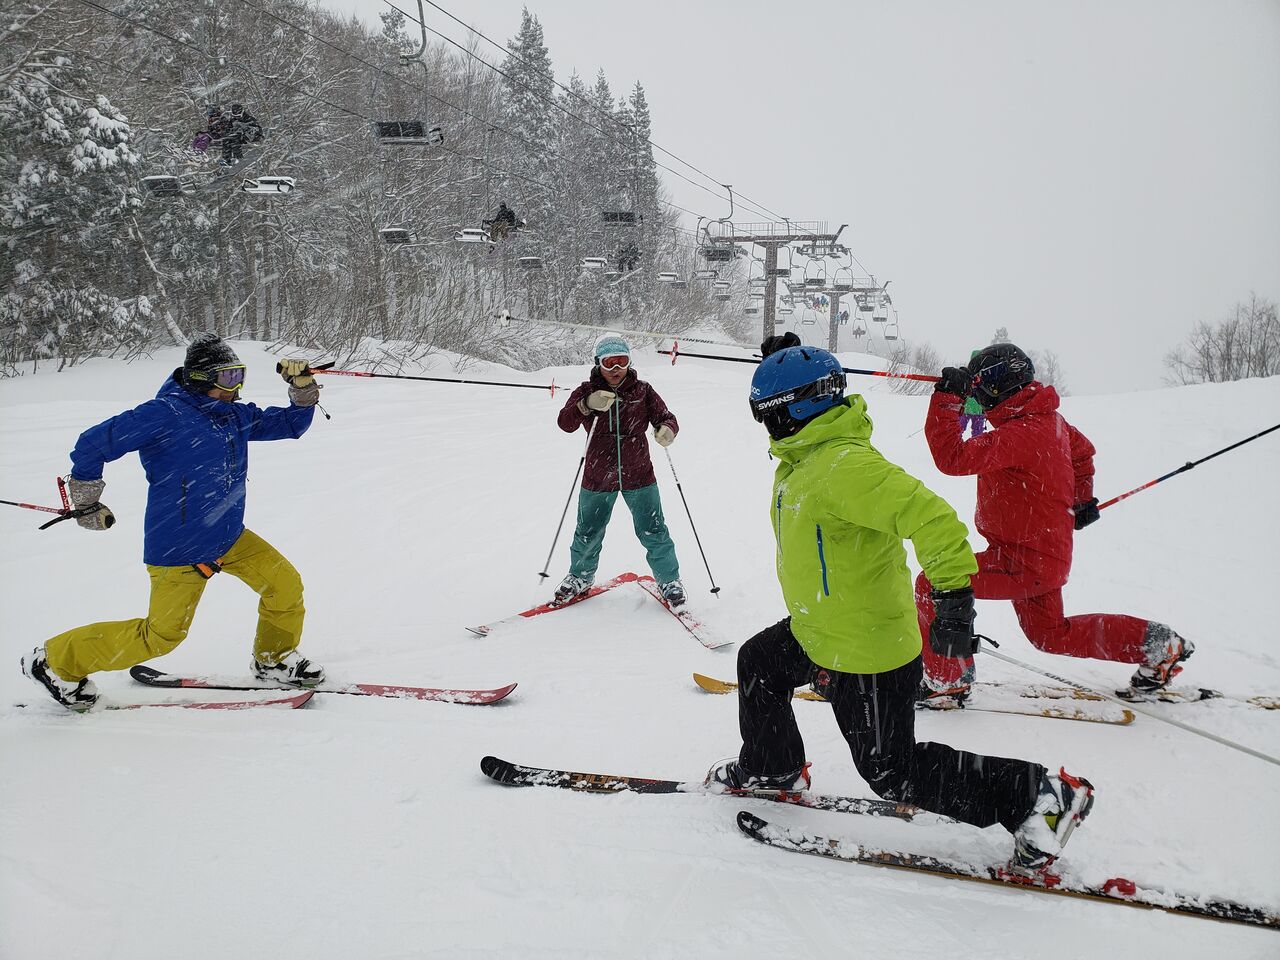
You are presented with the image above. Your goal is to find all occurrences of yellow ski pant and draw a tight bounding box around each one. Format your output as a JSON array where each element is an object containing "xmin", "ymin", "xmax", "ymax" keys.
[{"xmin": 45, "ymin": 528, "xmax": 305, "ymax": 681}]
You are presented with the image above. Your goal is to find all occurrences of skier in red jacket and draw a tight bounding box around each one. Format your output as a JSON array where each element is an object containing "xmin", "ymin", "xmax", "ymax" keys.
[{"xmin": 915, "ymin": 343, "xmax": 1195, "ymax": 705}]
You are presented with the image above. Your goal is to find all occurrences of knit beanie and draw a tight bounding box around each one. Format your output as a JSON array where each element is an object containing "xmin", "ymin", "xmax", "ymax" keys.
[
  {"xmin": 183, "ymin": 333, "xmax": 241, "ymax": 388},
  {"xmin": 593, "ymin": 333, "xmax": 630, "ymax": 362}
]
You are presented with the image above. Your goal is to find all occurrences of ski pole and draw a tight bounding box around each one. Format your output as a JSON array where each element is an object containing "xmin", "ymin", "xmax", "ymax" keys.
[
  {"xmin": 538, "ymin": 417, "xmax": 599, "ymax": 580},
  {"xmin": 496, "ymin": 309, "xmax": 751, "ymax": 352},
  {"xmin": 1098, "ymin": 422, "xmax": 1280, "ymax": 510},
  {"xmin": 657, "ymin": 349, "xmax": 940, "ymax": 384},
  {"xmin": 2, "ymin": 478, "xmax": 101, "ymax": 530},
  {"xmin": 664, "ymin": 448, "xmax": 721, "ymax": 595},
  {"xmin": 978, "ymin": 643, "xmax": 1280, "ymax": 768},
  {"xmin": 282, "ymin": 361, "xmax": 560, "ymax": 396}
]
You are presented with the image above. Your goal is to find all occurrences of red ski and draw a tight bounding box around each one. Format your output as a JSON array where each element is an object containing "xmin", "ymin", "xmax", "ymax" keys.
[
  {"xmin": 130, "ymin": 665, "xmax": 516, "ymax": 705},
  {"xmin": 466, "ymin": 571, "xmax": 645, "ymax": 636},
  {"xmin": 17, "ymin": 690, "xmax": 314, "ymax": 712},
  {"xmin": 634, "ymin": 577, "xmax": 733, "ymax": 650}
]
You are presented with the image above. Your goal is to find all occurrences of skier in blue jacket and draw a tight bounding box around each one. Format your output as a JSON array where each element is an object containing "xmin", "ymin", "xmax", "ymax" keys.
[{"xmin": 21, "ymin": 334, "xmax": 325, "ymax": 710}]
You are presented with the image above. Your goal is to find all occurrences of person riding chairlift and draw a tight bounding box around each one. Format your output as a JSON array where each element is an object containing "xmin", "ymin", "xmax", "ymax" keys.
[{"xmin": 485, "ymin": 202, "xmax": 519, "ymax": 241}]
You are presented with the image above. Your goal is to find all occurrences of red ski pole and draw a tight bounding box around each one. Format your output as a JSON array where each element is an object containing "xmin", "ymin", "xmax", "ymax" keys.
[
  {"xmin": 1098, "ymin": 421, "xmax": 1280, "ymax": 510},
  {"xmin": 2, "ymin": 477, "xmax": 102, "ymax": 529},
  {"xmin": 291, "ymin": 362, "xmax": 560, "ymax": 395}
]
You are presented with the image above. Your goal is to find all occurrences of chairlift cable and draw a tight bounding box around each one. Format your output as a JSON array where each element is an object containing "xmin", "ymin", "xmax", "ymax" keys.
[{"xmin": 389, "ymin": 0, "xmax": 818, "ymax": 238}]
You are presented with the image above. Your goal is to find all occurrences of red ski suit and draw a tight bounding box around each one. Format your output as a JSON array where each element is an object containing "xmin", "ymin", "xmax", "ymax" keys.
[{"xmin": 916, "ymin": 383, "xmax": 1149, "ymax": 685}]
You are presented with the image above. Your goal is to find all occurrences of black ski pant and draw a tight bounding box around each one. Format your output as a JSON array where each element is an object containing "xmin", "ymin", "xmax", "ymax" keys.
[{"xmin": 737, "ymin": 618, "xmax": 1044, "ymax": 832}]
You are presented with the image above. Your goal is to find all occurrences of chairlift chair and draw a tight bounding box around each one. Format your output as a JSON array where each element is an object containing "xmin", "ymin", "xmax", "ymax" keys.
[
  {"xmin": 832, "ymin": 266, "xmax": 853, "ymax": 293},
  {"xmin": 858, "ymin": 294, "xmax": 875, "ymax": 314},
  {"xmin": 374, "ymin": 121, "xmax": 444, "ymax": 146},
  {"xmin": 712, "ymin": 279, "xmax": 732, "ymax": 291},
  {"xmin": 801, "ymin": 317, "xmax": 817, "ymax": 326},
  {"xmin": 803, "ymin": 260, "xmax": 827, "ymax": 289},
  {"xmin": 242, "ymin": 176, "xmax": 295, "ymax": 195},
  {"xmin": 694, "ymin": 269, "xmax": 718, "ymax": 281},
  {"xmin": 778, "ymin": 305, "xmax": 794, "ymax": 315},
  {"xmin": 580, "ymin": 257, "xmax": 609, "ymax": 272},
  {"xmin": 671, "ymin": 279, "xmax": 689, "ymax": 290},
  {"xmin": 745, "ymin": 305, "xmax": 761, "ymax": 316},
  {"xmin": 380, "ymin": 227, "xmax": 416, "ymax": 245},
  {"xmin": 872, "ymin": 297, "xmax": 888, "ymax": 323},
  {"xmin": 748, "ymin": 277, "xmax": 768, "ymax": 289},
  {"xmin": 714, "ymin": 293, "xmax": 731, "ymax": 302},
  {"xmin": 455, "ymin": 227, "xmax": 491, "ymax": 244},
  {"xmin": 852, "ymin": 326, "xmax": 867, "ymax": 338},
  {"xmin": 657, "ymin": 271, "xmax": 679, "ymax": 284},
  {"xmin": 883, "ymin": 323, "xmax": 900, "ymax": 341},
  {"xmin": 518, "ymin": 256, "xmax": 543, "ymax": 270},
  {"xmin": 601, "ymin": 211, "xmax": 638, "ymax": 224},
  {"xmin": 702, "ymin": 243, "xmax": 736, "ymax": 263},
  {"xmin": 748, "ymin": 291, "xmax": 765, "ymax": 301},
  {"xmin": 142, "ymin": 175, "xmax": 192, "ymax": 198}
]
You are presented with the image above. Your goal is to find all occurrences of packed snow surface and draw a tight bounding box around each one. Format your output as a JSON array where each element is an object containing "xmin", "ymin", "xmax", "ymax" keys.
[{"xmin": 2, "ymin": 343, "xmax": 1277, "ymax": 959}]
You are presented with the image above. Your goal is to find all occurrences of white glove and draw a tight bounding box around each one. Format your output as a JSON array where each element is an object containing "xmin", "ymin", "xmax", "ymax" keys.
[
  {"xmin": 581, "ymin": 390, "xmax": 617, "ymax": 413},
  {"xmin": 654, "ymin": 424, "xmax": 676, "ymax": 447}
]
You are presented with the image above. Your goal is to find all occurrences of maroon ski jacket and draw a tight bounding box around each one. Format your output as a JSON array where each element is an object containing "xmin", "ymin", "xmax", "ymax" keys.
[{"xmin": 557, "ymin": 368, "xmax": 679, "ymax": 492}]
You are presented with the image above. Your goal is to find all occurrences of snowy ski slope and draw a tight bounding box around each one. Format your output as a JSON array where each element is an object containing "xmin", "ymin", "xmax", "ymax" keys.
[{"xmin": 1, "ymin": 343, "xmax": 1277, "ymax": 959}]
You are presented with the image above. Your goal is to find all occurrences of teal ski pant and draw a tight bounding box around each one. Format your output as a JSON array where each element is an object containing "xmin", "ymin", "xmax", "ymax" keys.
[{"xmin": 569, "ymin": 483, "xmax": 680, "ymax": 585}]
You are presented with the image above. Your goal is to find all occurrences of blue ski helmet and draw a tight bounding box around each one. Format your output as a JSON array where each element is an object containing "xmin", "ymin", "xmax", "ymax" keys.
[{"xmin": 749, "ymin": 346, "xmax": 847, "ymax": 440}]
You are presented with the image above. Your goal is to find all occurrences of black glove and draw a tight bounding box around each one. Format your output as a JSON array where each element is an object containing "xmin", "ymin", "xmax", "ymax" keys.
[
  {"xmin": 1073, "ymin": 498, "xmax": 1100, "ymax": 530},
  {"xmin": 928, "ymin": 587, "xmax": 978, "ymax": 658},
  {"xmin": 761, "ymin": 332, "xmax": 801, "ymax": 358},
  {"xmin": 935, "ymin": 366, "xmax": 971, "ymax": 397}
]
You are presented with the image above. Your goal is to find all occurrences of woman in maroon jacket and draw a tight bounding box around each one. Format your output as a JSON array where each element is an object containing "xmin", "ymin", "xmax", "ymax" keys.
[
  {"xmin": 915, "ymin": 343, "xmax": 1194, "ymax": 704},
  {"xmin": 553, "ymin": 335, "xmax": 685, "ymax": 606}
]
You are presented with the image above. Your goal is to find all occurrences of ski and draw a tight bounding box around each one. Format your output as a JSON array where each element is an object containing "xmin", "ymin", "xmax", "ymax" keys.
[
  {"xmin": 465, "ymin": 571, "xmax": 645, "ymax": 636},
  {"xmin": 691, "ymin": 673, "xmax": 1135, "ymax": 725},
  {"xmin": 130, "ymin": 665, "xmax": 516, "ymax": 705},
  {"xmin": 479, "ymin": 755, "xmax": 947, "ymax": 823},
  {"xmin": 737, "ymin": 811, "xmax": 1278, "ymax": 930},
  {"xmin": 635, "ymin": 579, "xmax": 733, "ymax": 650},
  {"xmin": 17, "ymin": 690, "xmax": 314, "ymax": 712},
  {"xmin": 1115, "ymin": 686, "xmax": 1279, "ymax": 710}
]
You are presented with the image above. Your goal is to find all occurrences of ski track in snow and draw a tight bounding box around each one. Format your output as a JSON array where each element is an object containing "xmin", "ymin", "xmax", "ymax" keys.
[{"xmin": 1, "ymin": 343, "xmax": 1278, "ymax": 959}]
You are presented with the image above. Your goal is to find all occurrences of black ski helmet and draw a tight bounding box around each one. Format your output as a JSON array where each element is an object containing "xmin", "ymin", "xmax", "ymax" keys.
[
  {"xmin": 183, "ymin": 332, "xmax": 241, "ymax": 390},
  {"xmin": 968, "ymin": 343, "xmax": 1034, "ymax": 410}
]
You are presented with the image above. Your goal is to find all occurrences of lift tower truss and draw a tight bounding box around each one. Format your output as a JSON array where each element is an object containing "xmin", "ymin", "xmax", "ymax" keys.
[{"xmin": 709, "ymin": 222, "xmax": 846, "ymax": 342}]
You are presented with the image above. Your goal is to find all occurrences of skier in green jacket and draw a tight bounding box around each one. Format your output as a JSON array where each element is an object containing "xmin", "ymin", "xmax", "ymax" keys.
[{"xmin": 706, "ymin": 335, "xmax": 1095, "ymax": 875}]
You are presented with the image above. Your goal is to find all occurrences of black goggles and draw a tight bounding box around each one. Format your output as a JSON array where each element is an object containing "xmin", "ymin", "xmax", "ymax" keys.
[{"xmin": 750, "ymin": 371, "xmax": 846, "ymax": 422}]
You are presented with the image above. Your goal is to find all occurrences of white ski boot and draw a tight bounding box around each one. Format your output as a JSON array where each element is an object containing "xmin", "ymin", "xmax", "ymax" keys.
[
  {"xmin": 705, "ymin": 757, "xmax": 812, "ymax": 794},
  {"xmin": 658, "ymin": 579, "xmax": 687, "ymax": 608},
  {"xmin": 552, "ymin": 574, "xmax": 592, "ymax": 606},
  {"xmin": 252, "ymin": 651, "xmax": 325, "ymax": 688},
  {"xmin": 1010, "ymin": 767, "xmax": 1095, "ymax": 873},
  {"xmin": 21, "ymin": 646, "xmax": 99, "ymax": 712}
]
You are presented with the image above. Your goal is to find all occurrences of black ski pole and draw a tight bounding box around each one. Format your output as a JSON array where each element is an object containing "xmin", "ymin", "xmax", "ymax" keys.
[
  {"xmin": 538, "ymin": 417, "xmax": 599, "ymax": 580},
  {"xmin": 657, "ymin": 348, "xmax": 940, "ymax": 384},
  {"xmin": 663, "ymin": 448, "xmax": 720, "ymax": 595},
  {"xmin": 1099, "ymin": 421, "xmax": 1280, "ymax": 510}
]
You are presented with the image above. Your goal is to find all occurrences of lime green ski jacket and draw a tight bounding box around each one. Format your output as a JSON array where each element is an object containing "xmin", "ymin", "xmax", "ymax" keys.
[{"xmin": 768, "ymin": 398, "xmax": 977, "ymax": 674}]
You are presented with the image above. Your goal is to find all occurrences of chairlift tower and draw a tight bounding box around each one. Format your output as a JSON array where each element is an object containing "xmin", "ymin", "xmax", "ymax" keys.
[
  {"xmin": 710, "ymin": 221, "xmax": 846, "ymax": 341},
  {"xmin": 786, "ymin": 276, "xmax": 883, "ymax": 352}
]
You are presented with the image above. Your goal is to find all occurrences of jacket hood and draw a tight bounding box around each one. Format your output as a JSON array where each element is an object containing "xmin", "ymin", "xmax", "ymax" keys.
[
  {"xmin": 987, "ymin": 381, "xmax": 1058, "ymax": 426},
  {"xmin": 768, "ymin": 395, "xmax": 873, "ymax": 464}
]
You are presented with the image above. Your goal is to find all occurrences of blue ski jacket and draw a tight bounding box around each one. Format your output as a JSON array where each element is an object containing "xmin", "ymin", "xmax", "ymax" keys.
[{"xmin": 68, "ymin": 371, "xmax": 315, "ymax": 566}]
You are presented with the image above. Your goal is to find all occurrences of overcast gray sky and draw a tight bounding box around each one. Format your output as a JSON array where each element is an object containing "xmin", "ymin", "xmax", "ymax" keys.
[{"xmin": 325, "ymin": 0, "xmax": 1280, "ymax": 393}]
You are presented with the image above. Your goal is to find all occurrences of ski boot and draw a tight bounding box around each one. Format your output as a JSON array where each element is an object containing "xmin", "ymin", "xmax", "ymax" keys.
[
  {"xmin": 21, "ymin": 646, "xmax": 99, "ymax": 712},
  {"xmin": 915, "ymin": 665, "xmax": 974, "ymax": 710},
  {"xmin": 1126, "ymin": 623, "xmax": 1194, "ymax": 696},
  {"xmin": 1009, "ymin": 767, "xmax": 1095, "ymax": 874},
  {"xmin": 658, "ymin": 579, "xmax": 687, "ymax": 608},
  {"xmin": 705, "ymin": 758, "xmax": 812, "ymax": 795},
  {"xmin": 252, "ymin": 651, "xmax": 325, "ymax": 688},
  {"xmin": 552, "ymin": 574, "xmax": 592, "ymax": 606}
]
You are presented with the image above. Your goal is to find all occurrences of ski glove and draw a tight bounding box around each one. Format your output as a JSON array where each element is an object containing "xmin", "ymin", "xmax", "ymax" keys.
[
  {"xmin": 761, "ymin": 332, "xmax": 801, "ymax": 358},
  {"xmin": 935, "ymin": 366, "xmax": 971, "ymax": 397},
  {"xmin": 288, "ymin": 381, "xmax": 321, "ymax": 407},
  {"xmin": 1073, "ymin": 498, "xmax": 1101, "ymax": 530},
  {"xmin": 67, "ymin": 477, "xmax": 116, "ymax": 531},
  {"xmin": 929, "ymin": 587, "xmax": 977, "ymax": 658},
  {"xmin": 581, "ymin": 390, "xmax": 617, "ymax": 413},
  {"xmin": 278, "ymin": 359, "xmax": 315, "ymax": 388},
  {"xmin": 653, "ymin": 424, "xmax": 676, "ymax": 447}
]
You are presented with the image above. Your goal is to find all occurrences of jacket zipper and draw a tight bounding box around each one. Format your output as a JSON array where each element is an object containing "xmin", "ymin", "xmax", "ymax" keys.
[
  {"xmin": 816, "ymin": 524, "xmax": 830, "ymax": 596},
  {"xmin": 774, "ymin": 491, "xmax": 784, "ymax": 558}
]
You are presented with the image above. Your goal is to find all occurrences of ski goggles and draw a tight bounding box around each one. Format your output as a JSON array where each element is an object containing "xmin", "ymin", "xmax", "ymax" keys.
[
  {"xmin": 749, "ymin": 370, "xmax": 846, "ymax": 422},
  {"xmin": 192, "ymin": 365, "xmax": 247, "ymax": 391},
  {"xmin": 598, "ymin": 355, "xmax": 630, "ymax": 371}
]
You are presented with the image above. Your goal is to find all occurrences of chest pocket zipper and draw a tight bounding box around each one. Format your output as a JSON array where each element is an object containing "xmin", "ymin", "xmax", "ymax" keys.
[{"xmin": 816, "ymin": 524, "xmax": 830, "ymax": 596}]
